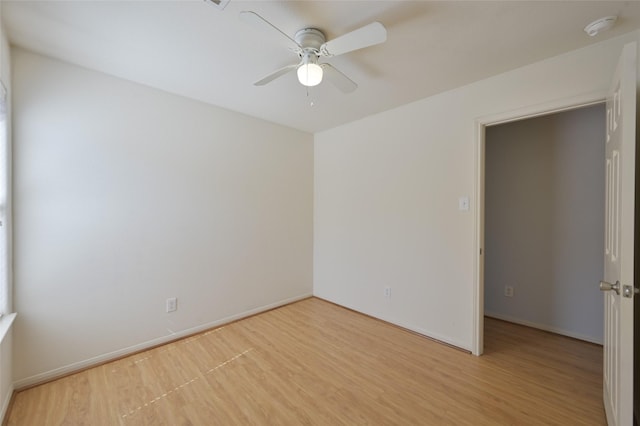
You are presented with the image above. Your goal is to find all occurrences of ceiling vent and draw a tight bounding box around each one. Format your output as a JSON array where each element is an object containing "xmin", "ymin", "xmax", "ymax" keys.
[{"xmin": 204, "ymin": 0, "xmax": 230, "ymax": 10}]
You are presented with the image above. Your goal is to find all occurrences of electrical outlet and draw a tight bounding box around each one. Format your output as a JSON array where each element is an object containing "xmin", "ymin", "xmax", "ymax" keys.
[
  {"xmin": 166, "ymin": 297, "xmax": 177, "ymax": 313},
  {"xmin": 504, "ymin": 286, "xmax": 514, "ymax": 297},
  {"xmin": 384, "ymin": 287, "xmax": 391, "ymax": 298}
]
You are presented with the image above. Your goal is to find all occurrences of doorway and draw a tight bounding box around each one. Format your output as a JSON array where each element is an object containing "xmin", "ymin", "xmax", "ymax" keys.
[
  {"xmin": 483, "ymin": 103, "xmax": 605, "ymax": 343},
  {"xmin": 472, "ymin": 94, "xmax": 608, "ymax": 356}
]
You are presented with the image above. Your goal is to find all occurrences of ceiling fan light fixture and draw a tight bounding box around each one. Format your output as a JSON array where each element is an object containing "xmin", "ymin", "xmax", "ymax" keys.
[
  {"xmin": 297, "ymin": 62, "xmax": 323, "ymax": 86},
  {"xmin": 240, "ymin": 11, "xmax": 386, "ymax": 93}
]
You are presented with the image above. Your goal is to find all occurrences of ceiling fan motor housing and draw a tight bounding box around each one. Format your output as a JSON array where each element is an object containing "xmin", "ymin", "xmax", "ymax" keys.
[{"xmin": 295, "ymin": 28, "xmax": 326, "ymax": 53}]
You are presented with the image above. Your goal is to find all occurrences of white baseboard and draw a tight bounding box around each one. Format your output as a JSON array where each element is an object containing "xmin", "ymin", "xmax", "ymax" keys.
[
  {"xmin": 0, "ymin": 383, "xmax": 13, "ymax": 424},
  {"xmin": 14, "ymin": 293, "xmax": 312, "ymax": 390},
  {"xmin": 484, "ymin": 311, "xmax": 603, "ymax": 345},
  {"xmin": 314, "ymin": 296, "xmax": 472, "ymax": 352},
  {"xmin": 389, "ymin": 318, "xmax": 472, "ymax": 352}
]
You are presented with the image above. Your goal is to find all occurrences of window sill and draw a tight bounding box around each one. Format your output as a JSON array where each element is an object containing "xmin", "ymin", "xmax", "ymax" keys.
[{"xmin": 0, "ymin": 313, "xmax": 16, "ymax": 345}]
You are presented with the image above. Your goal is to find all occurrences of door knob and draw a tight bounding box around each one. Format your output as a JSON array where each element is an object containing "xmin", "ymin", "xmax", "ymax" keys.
[
  {"xmin": 600, "ymin": 280, "xmax": 620, "ymax": 295},
  {"xmin": 622, "ymin": 285, "xmax": 639, "ymax": 298}
]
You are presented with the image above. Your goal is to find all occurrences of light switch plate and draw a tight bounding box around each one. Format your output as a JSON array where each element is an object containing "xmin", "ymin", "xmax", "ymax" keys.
[
  {"xmin": 458, "ymin": 197, "xmax": 470, "ymax": 211},
  {"xmin": 166, "ymin": 297, "xmax": 177, "ymax": 313}
]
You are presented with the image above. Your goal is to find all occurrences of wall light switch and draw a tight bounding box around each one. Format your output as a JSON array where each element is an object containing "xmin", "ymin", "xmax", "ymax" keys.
[
  {"xmin": 458, "ymin": 196, "xmax": 470, "ymax": 211},
  {"xmin": 166, "ymin": 297, "xmax": 177, "ymax": 313}
]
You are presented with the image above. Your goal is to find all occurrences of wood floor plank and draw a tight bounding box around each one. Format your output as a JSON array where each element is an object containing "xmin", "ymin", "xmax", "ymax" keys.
[{"xmin": 5, "ymin": 298, "xmax": 605, "ymax": 425}]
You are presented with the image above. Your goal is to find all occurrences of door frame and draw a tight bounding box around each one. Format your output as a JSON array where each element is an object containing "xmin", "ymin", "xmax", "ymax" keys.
[{"xmin": 472, "ymin": 91, "xmax": 608, "ymax": 356}]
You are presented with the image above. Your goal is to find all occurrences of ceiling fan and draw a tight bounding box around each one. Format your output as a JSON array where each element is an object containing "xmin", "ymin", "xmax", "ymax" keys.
[{"xmin": 239, "ymin": 11, "xmax": 387, "ymax": 93}]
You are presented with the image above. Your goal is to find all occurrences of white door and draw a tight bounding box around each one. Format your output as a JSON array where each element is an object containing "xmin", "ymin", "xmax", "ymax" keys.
[{"xmin": 602, "ymin": 42, "xmax": 636, "ymax": 426}]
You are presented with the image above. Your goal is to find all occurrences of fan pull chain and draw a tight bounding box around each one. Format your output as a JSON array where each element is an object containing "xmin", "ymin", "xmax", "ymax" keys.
[{"xmin": 306, "ymin": 86, "xmax": 315, "ymax": 107}]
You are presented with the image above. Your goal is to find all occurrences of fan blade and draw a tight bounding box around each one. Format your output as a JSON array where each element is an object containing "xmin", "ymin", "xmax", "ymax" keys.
[
  {"xmin": 254, "ymin": 63, "xmax": 299, "ymax": 86},
  {"xmin": 320, "ymin": 63, "xmax": 357, "ymax": 93},
  {"xmin": 320, "ymin": 22, "xmax": 387, "ymax": 57},
  {"xmin": 239, "ymin": 11, "xmax": 301, "ymax": 53}
]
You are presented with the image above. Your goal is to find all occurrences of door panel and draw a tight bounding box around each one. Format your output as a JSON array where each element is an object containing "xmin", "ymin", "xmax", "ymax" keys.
[{"xmin": 602, "ymin": 42, "xmax": 636, "ymax": 426}]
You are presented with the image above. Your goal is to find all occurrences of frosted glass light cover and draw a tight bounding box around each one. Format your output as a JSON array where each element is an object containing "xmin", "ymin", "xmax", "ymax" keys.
[{"xmin": 297, "ymin": 63, "xmax": 323, "ymax": 87}]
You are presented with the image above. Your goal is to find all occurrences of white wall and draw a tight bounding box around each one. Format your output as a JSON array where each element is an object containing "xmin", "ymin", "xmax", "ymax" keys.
[
  {"xmin": 314, "ymin": 32, "xmax": 639, "ymax": 350},
  {"xmin": 12, "ymin": 48, "xmax": 313, "ymax": 386},
  {"xmin": 0, "ymin": 22, "xmax": 11, "ymax": 426},
  {"xmin": 484, "ymin": 105, "xmax": 605, "ymax": 343},
  {"xmin": 0, "ymin": 2, "xmax": 13, "ymax": 420}
]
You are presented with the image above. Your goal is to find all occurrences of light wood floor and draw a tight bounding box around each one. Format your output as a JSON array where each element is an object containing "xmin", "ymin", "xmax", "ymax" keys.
[{"xmin": 6, "ymin": 297, "xmax": 604, "ymax": 425}]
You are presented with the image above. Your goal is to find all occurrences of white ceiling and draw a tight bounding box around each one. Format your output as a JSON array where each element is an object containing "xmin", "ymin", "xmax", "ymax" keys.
[{"xmin": 3, "ymin": 1, "xmax": 640, "ymax": 133}]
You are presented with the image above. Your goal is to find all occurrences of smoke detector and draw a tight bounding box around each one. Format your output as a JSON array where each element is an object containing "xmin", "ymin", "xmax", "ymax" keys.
[{"xmin": 584, "ymin": 16, "xmax": 617, "ymax": 37}]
